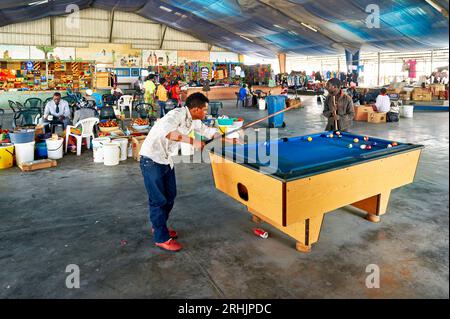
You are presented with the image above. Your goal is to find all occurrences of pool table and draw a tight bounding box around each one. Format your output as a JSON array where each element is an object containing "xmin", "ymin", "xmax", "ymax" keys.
[{"xmin": 209, "ymin": 131, "xmax": 423, "ymax": 252}]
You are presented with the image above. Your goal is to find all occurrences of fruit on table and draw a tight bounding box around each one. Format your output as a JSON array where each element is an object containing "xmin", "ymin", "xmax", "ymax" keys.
[
  {"xmin": 99, "ymin": 120, "xmax": 119, "ymax": 127},
  {"xmin": 133, "ymin": 118, "xmax": 149, "ymax": 126}
]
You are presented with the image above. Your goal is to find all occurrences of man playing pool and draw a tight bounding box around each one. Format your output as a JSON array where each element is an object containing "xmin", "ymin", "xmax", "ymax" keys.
[
  {"xmin": 139, "ymin": 92, "xmax": 225, "ymax": 252},
  {"xmin": 323, "ymin": 78, "xmax": 355, "ymax": 131}
]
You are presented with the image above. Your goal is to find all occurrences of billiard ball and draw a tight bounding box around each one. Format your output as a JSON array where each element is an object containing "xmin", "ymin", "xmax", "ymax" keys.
[
  {"xmin": 392, "ymin": 142, "xmax": 398, "ymax": 146},
  {"xmin": 366, "ymin": 145, "xmax": 372, "ymax": 150},
  {"xmin": 387, "ymin": 144, "xmax": 392, "ymax": 148},
  {"xmin": 329, "ymin": 134, "xmax": 334, "ymax": 138},
  {"xmin": 348, "ymin": 143, "xmax": 353, "ymax": 148},
  {"xmin": 307, "ymin": 137, "xmax": 313, "ymax": 142},
  {"xmin": 364, "ymin": 136, "xmax": 369, "ymax": 141},
  {"xmin": 353, "ymin": 138, "xmax": 359, "ymax": 143},
  {"xmin": 373, "ymin": 142, "xmax": 378, "ymax": 146},
  {"xmin": 360, "ymin": 144, "xmax": 367, "ymax": 150},
  {"xmin": 338, "ymin": 135, "xmax": 342, "ymax": 138},
  {"xmin": 336, "ymin": 131, "xmax": 341, "ymax": 136}
]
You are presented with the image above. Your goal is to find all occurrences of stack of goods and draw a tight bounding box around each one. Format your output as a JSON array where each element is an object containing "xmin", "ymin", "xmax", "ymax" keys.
[
  {"xmin": 244, "ymin": 64, "xmax": 272, "ymax": 86},
  {"xmin": 411, "ymin": 88, "xmax": 432, "ymax": 101},
  {"xmin": 430, "ymin": 84, "xmax": 446, "ymax": 99}
]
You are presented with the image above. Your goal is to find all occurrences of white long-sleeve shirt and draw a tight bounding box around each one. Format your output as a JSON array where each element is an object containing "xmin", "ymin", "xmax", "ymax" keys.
[
  {"xmin": 375, "ymin": 94, "xmax": 391, "ymax": 113},
  {"xmin": 44, "ymin": 99, "xmax": 71, "ymax": 119},
  {"xmin": 140, "ymin": 106, "xmax": 217, "ymax": 168}
]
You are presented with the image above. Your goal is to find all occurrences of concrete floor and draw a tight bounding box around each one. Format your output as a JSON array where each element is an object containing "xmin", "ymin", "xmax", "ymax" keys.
[{"xmin": 0, "ymin": 96, "xmax": 448, "ymax": 298}]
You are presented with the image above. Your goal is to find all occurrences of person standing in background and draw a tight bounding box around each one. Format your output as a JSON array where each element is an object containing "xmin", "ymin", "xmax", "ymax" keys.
[
  {"xmin": 144, "ymin": 75, "xmax": 156, "ymax": 105},
  {"xmin": 156, "ymin": 78, "xmax": 169, "ymax": 118}
]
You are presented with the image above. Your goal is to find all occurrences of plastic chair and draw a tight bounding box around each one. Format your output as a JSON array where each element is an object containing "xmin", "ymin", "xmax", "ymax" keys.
[
  {"xmin": 117, "ymin": 95, "xmax": 134, "ymax": 117},
  {"xmin": 102, "ymin": 94, "xmax": 116, "ymax": 107},
  {"xmin": 24, "ymin": 98, "xmax": 43, "ymax": 110},
  {"xmin": 209, "ymin": 101, "xmax": 223, "ymax": 117},
  {"xmin": 65, "ymin": 117, "xmax": 99, "ymax": 156},
  {"xmin": 0, "ymin": 108, "xmax": 4, "ymax": 129},
  {"xmin": 99, "ymin": 106, "xmax": 117, "ymax": 121},
  {"xmin": 14, "ymin": 107, "xmax": 42, "ymax": 128}
]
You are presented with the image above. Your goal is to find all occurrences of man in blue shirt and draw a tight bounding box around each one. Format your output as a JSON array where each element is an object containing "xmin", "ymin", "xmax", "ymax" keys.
[{"xmin": 238, "ymin": 84, "xmax": 248, "ymax": 107}]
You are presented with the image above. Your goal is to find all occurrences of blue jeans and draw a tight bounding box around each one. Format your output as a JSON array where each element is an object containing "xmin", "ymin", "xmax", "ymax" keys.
[
  {"xmin": 158, "ymin": 101, "xmax": 167, "ymax": 118},
  {"xmin": 140, "ymin": 156, "xmax": 177, "ymax": 243}
]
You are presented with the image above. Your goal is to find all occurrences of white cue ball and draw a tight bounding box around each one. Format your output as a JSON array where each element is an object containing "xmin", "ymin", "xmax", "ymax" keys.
[
  {"xmin": 360, "ymin": 144, "xmax": 367, "ymax": 150},
  {"xmin": 348, "ymin": 144, "xmax": 353, "ymax": 148}
]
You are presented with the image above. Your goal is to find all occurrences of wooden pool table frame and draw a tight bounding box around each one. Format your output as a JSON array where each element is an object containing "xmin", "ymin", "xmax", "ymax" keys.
[{"xmin": 209, "ymin": 146, "xmax": 423, "ymax": 252}]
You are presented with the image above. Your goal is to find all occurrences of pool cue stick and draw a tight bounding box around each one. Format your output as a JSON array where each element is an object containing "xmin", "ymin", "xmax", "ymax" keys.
[
  {"xmin": 332, "ymin": 95, "xmax": 339, "ymax": 131},
  {"xmin": 204, "ymin": 104, "xmax": 298, "ymax": 145}
]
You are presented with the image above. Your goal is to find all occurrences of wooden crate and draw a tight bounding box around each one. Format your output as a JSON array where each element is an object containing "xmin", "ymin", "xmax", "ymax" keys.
[
  {"xmin": 368, "ymin": 112, "xmax": 387, "ymax": 123},
  {"xmin": 354, "ymin": 106, "xmax": 374, "ymax": 121},
  {"xmin": 18, "ymin": 159, "xmax": 57, "ymax": 172}
]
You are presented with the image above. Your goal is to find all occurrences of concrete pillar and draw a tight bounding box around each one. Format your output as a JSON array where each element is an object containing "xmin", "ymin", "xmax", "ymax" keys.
[
  {"xmin": 377, "ymin": 52, "xmax": 381, "ymax": 86},
  {"xmin": 278, "ymin": 53, "xmax": 286, "ymax": 74}
]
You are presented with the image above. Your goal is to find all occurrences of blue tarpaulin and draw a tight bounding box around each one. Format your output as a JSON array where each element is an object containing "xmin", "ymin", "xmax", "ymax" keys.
[{"xmin": 0, "ymin": 0, "xmax": 448, "ymax": 57}]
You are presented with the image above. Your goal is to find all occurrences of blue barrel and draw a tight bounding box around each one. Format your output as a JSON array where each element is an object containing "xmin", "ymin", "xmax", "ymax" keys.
[{"xmin": 266, "ymin": 95, "xmax": 287, "ymax": 128}]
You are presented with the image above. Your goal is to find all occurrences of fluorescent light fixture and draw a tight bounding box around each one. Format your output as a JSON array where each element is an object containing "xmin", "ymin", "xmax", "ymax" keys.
[
  {"xmin": 288, "ymin": 31, "xmax": 298, "ymax": 35},
  {"xmin": 159, "ymin": 6, "xmax": 173, "ymax": 13},
  {"xmin": 301, "ymin": 22, "xmax": 318, "ymax": 32},
  {"xmin": 28, "ymin": 0, "xmax": 48, "ymax": 5},
  {"xmin": 273, "ymin": 24, "xmax": 285, "ymax": 29},
  {"xmin": 425, "ymin": 0, "xmax": 448, "ymax": 16},
  {"xmin": 239, "ymin": 35, "xmax": 254, "ymax": 43}
]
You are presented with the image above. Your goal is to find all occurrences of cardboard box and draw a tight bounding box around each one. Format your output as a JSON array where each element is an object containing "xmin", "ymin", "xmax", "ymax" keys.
[
  {"xmin": 354, "ymin": 106, "xmax": 374, "ymax": 121},
  {"xmin": 131, "ymin": 136, "xmax": 146, "ymax": 161},
  {"xmin": 367, "ymin": 112, "xmax": 387, "ymax": 124},
  {"xmin": 412, "ymin": 90, "xmax": 432, "ymax": 101},
  {"xmin": 430, "ymin": 84, "xmax": 446, "ymax": 97}
]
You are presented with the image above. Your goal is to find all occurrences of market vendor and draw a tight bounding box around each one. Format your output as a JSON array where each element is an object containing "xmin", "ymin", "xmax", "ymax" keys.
[
  {"xmin": 43, "ymin": 92, "xmax": 71, "ymax": 130},
  {"xmin": 139, "ymin": 92, "xmax": 235, "ymax": 252}
]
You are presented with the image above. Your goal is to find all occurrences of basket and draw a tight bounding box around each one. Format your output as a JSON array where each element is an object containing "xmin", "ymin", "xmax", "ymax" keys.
[
  {"xmin": 99, "ymin": 126, "xmax": 120, "ymax": 133},
  {"xmin": 132, "ymin": 124, "xmax": 150, "ymax": 131},
  {"xmin": 217, "ymin": 118, "xmax": 234, "ymax": 126}
]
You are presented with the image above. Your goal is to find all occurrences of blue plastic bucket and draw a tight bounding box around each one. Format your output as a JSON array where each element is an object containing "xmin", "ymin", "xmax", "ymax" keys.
[
  {"xmin": 35, "ymin": 142, "xmax": 48, "ymax": 159},
  {"xmin": 10, "ymin": 129, "xmax": 35, "ymax": 144},
  {"xmin": 266, "ymin": 95, "xmax": 287, "ymax": 128}
]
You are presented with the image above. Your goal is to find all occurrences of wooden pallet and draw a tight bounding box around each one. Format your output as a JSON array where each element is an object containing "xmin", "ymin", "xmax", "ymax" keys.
[{"xmin": 18, "ymin": 159, "xmax": 57, "ymax": 172}]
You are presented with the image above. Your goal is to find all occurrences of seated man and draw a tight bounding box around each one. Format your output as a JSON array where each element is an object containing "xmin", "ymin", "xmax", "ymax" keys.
[
  {"xmin": 374, "ymin": 88, "xmax": 391, "ymax": 113},
  {"xmin": 111, "ymin": 83, "xmax": 123, "ymax": 98},
  {"xmin": 44, "ymin": 92, "xmax": 71, "ymax": 131},
  {"xmin": 238, "ymin": 84, "xmax": 248, "ymax": 107}
]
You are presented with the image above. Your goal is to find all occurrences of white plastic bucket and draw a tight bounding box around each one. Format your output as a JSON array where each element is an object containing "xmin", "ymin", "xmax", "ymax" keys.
[
  {"xmin": 115, "ymin": 138, "xmax": 128, "ymax": 161},
  {"xmin": 103, "ymin": 142, "xmax": 120, "ymax": 166},
  {"xmin": 258, "ymin": 98, "xmax": 266, "ymax": 110},
  {"xmin": 401, "ymin": 104, "xmax": 414, "ymax": 118},
  {"xmin": 15, "ymin": 141, "xmax": 35, "ymax": 165},
  {"xmin": 45, "ymin": 138, "xmax": 64, "ymax": 160},
  {"xmin": 92, "ymin": 137, "xmax": 111, "ymax": 163},
  {"xmin": 180, "ymin": 142, "xmax": 194, "ymax": 156}
]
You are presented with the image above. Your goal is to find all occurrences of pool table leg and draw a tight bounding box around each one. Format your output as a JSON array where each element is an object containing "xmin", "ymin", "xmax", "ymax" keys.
[{"xmin": 352, "ymin": 190, "xmax": 391, "ymax": 223}]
